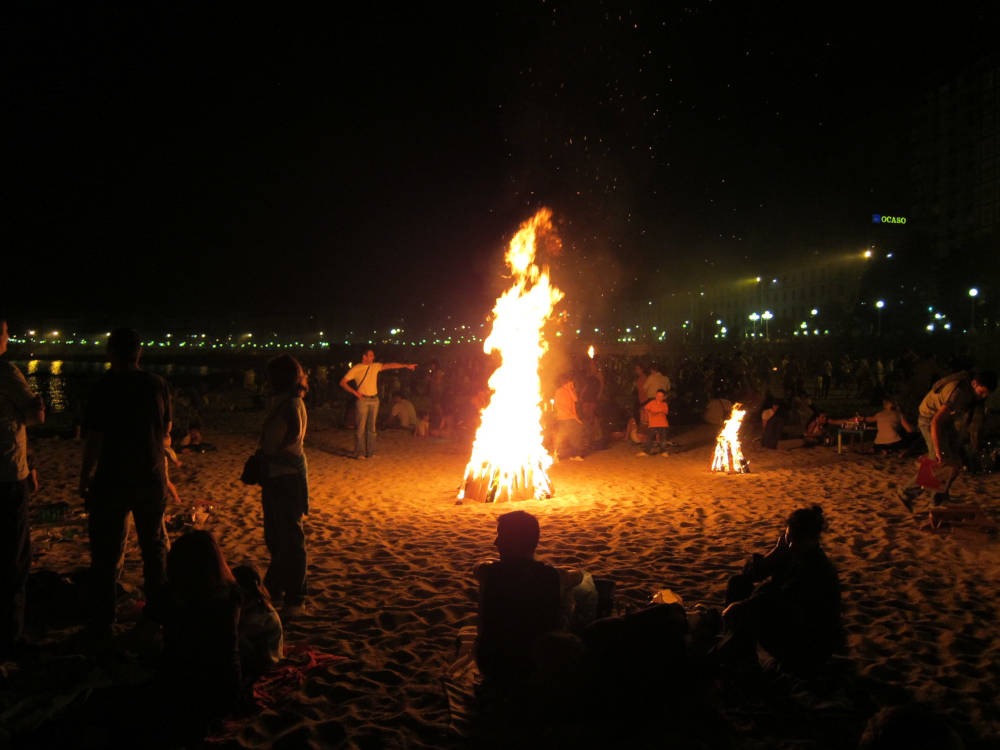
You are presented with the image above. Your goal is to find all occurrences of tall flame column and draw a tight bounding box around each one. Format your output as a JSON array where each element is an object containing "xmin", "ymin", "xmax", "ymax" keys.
[{"xmin": 458, "ymin": 209, "xmax": 564, "ymax": 503}]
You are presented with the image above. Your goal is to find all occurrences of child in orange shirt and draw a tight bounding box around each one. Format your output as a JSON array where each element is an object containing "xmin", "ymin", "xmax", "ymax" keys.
[{"xmin": 638, "ymin": 389, "xmax": 670, "ymax": 456}]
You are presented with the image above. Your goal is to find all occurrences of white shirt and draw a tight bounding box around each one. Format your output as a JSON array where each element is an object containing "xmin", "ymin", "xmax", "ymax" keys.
[
  {"xmin": 643, "ymin": 372, "xmax": 671, "ymax": 401},
  {"xmin": 391, "ymin": 399, "xmax": 418, "ymax": 428},
  {"xmin": 873, "ymin": 409, "xmax": 903, "ymax": 445},
  {"xmin": 344, "ymin": 362, "xmax": 383, "ymax": 397}
]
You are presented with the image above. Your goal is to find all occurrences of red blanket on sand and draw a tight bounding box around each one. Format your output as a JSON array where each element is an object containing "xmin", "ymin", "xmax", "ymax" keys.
[{"xmin": 206, "ymin": 644, "xmax": 346, "ymax": 741}]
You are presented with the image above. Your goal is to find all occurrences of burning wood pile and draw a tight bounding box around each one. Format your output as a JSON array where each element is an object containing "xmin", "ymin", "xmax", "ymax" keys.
[
  {"xmin": 711, "ymin": 403, "xmax": 749, "ymax": 473},
  {"xmin": 458, "ymin": 209, "xmax": 563, "ymax": 503}
]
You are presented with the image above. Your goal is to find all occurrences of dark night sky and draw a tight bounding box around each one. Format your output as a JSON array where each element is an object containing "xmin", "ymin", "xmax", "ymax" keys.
[{"xmin": 6, "ymin": 2, "xmax": 998, "ymax": 331}]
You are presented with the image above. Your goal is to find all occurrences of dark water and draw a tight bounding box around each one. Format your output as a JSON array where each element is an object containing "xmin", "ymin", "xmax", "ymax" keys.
[{"xmin": 11, "ymin": 359, "xmax": 232, "ymax": 432}]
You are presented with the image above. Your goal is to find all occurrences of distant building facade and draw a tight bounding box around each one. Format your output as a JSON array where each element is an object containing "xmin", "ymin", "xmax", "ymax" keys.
[{"xmin": 911, "ymin": 55, "xmax": 999, "ymax": 258}]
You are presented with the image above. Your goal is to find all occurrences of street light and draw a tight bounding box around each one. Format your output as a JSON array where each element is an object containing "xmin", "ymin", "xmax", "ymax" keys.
[
  {"xmin": 875, "ymin": 299, "xmax": 885, "ymax": 337},
  {"xmin": 762, "ymin": 310, "xmax": 773, "ymax": 339},
  {"xmin": 749, "ymin": 312, "xmax": 760, "ymax": 337},
  {"xmin": 969, "ymin": 288, "xmax": 979, "ymax": 331}
]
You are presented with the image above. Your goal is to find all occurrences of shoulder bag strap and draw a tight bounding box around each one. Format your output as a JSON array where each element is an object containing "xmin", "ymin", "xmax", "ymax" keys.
[{"xmin": 356, "ymin": 366, "xmax": 372, "ymax": 392}]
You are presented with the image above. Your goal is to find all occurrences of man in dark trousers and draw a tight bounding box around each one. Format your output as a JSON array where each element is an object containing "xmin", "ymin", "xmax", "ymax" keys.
[
  {"xmin": 79, "ymin": 328, "xmax": 172, "ymax": 641},
  {"xmin": 0, "ymin": 316, "xmax": 45, "ymax": 658}
]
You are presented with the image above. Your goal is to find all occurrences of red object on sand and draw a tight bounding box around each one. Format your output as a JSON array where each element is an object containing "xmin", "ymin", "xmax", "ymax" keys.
[{"xmin": 915, "ymin": 456, "xmax": 947, "ymax": 491}]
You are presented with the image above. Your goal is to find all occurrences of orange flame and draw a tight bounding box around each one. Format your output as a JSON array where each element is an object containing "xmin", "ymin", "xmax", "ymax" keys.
[
  {"xmin": 458, "ymin": 209, "xmax": 564, "ymax": 502},
  {"xmin": 711, "ymin": 403, "xmax": 749, "ymax": 473}
]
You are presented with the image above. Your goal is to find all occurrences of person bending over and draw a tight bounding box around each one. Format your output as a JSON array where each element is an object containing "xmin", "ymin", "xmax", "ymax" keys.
[
  {"xmin": 897, "ymin": 370, "xmax": 996, "ymax": 510},
  {"xmin": 720, "ymin": 505, "xmax": 842, "ymax": 674}
]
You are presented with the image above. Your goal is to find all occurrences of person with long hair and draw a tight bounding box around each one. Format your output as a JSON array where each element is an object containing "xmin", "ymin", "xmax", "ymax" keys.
[
  {"xmin": 260, "ymin": 354, "xmax": 310, "ymax": 617},
  {"xmin": 159, "ymin": 530, "xmax": 243, "ymax": 739}
]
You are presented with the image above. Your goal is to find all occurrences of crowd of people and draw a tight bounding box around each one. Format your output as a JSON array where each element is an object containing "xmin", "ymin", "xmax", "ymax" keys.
[
  {"xmin": 1, "ymin": 314, "xmax": 995, "ymax": 745},
  {"xmin": 2, "ymin": 325, "xmax": 293, "ymax": 745},
  {"xmin": 274, "ymin": 345, "xmax": 998, "ymax": 472}
]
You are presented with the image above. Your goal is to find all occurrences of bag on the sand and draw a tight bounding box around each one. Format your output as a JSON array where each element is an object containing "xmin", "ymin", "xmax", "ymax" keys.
[
  {"xmin": 914, "ymin": 456, "xmax": 958, "ymax": 491},
  {"xmin": 240, "ymin": 451, "xmax": 266, "ymax": 485}
]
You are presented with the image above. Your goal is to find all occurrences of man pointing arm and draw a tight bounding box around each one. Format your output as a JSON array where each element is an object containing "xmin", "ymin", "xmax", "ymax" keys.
[{"xmin": 339, "ymin": 349, "xmax": 416, "ymax": 459}]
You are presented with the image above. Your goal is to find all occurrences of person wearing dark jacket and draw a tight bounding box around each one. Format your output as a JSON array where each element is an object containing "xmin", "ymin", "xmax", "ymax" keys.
[
  {"xmin": 719, "ymin": 505, "xmax": 842, "ymax": 674},
  {"xmin": 79, "ymin": 328, "xmax": 171, "ymax": 640},
  {"xmin": 474, "ymin": 511, "xmax": 562, "ymax": 686},
  {"xmin": 259, "ymin": 355, "xmax": 310, "ymax": 619}
]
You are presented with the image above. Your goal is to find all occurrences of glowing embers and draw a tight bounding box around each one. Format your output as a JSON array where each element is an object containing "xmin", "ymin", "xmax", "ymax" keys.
[
  {"xmin": 711, "ymin": 403, "xmax": 749, "ymax": 474},
  {"xmin": 458, "ymin": 209, "xmax": 564, "ymax": 503}
]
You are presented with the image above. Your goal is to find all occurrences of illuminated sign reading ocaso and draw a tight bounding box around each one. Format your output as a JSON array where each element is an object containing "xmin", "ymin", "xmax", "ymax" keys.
[{"xmin": 872, "ymin": 214, "xmax": 907, "ymax": 224}]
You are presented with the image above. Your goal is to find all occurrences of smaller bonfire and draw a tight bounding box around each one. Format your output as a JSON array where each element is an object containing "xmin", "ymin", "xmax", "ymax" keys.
[{"xmin": 711, "ymin": 403, "xmax": 749, "ymax": 473}]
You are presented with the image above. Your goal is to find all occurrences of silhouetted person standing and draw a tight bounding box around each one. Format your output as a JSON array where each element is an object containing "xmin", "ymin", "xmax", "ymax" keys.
[
  {"xmin": 0, "ymin": 317, "xmax": 45, "ymax": 658},
  {"xmin": 259, "ymin": 355, "xmax": 309, "ymax": 618},
  {"xmin": 79, "ymin": 328, "xmax": 171, "ymax": 641}
]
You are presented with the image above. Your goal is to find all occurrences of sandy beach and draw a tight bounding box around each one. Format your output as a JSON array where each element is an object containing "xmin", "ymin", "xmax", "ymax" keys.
[{"xmin": 7, "ymin": 410, "xmax": 1000, "ymax": 748}]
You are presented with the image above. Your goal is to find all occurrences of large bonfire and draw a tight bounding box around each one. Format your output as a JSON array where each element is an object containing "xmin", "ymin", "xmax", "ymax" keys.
[{"xmin": 457, "ymin": 209, "xmax": 563, "ymax": 503}]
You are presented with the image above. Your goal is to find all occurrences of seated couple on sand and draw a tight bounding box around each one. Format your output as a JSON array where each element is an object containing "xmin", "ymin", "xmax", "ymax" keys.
[
  {"xmin": 473, "ymin": 506, "xmax": 843, "ymax": 709},
  {"xmin": 26, "ymin": 531, "xmax": 285, "ymax": 748}
]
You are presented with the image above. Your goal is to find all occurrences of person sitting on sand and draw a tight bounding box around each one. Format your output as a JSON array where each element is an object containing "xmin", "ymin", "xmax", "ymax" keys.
[
  {"xmin": 160, "ymin": 530, "xmax": 243, "ymax": 737},
  {"xmin": 233, "ymin": 563, "xmax": 283, "ymax": 690},
  {"xmin": 474, "ymin": 511, "xmax": 563, "ymax": 686},
  {"xmin": 582, "ymin": 597, "xmax": 690, "ymax": 717},
  {"xmin": 388, "ymin": 392, "xmax": 418, "ymax": 432},
  {"xmin": 718, "ymin": 505, "xmax": 842, "ymax": 674},
  {"xmin": 415, "ymin": 410, "xmax": 430, "ymax": 438},
  {"xmin": 803, "ymin": 411, "xmax": 832, "ymax": 447},
  {"xmin": 865, "ymin": 398, "xmax": 914, "ymax": 454},
  {"xmin": 16, "ymin": 530, "xmax": 242, "ymax": 748}
]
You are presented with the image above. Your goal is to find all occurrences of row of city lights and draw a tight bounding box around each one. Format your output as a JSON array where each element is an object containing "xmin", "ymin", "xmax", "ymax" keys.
[{"xmin": 7, "ymin": 289, "xmax": 988, "ymax": 351}]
